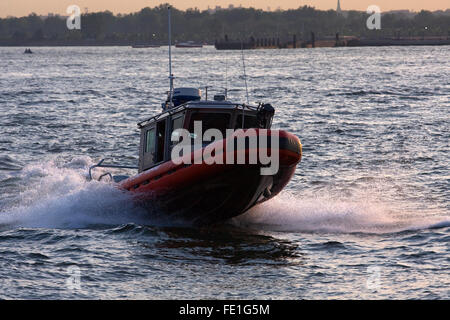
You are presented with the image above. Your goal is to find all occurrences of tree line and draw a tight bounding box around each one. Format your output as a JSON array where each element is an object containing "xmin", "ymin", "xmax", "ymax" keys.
[{"xmin": 0, "ymin": 4, "xmax": 449, "ymax": 45}]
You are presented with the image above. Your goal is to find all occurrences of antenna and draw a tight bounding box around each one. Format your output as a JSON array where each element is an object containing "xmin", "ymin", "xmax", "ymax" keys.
[
  {"xmin": 222, "ymin": 23, "xmax": 228, "ymax": 99},
  {"xmin": 167, "ymin": 6, "xmax": 174, "ymax": 108},
  {"xmin": 240, "ymin": 40, "xmax": 249, "ymax": 129},
  {"xmin": 241, "ymin": 41, "xmax": 249, "ymax": 105},
  {"xmin": 241, "ymin": 40, "xmax": 249, "ymax": 129},
  {"xmin": 224, "ymin": 52, "xmax": 228, "ymax": 99}
]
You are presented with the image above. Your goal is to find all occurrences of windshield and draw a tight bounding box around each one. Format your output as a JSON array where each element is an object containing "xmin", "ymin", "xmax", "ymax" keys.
[
  {"xmin": 235, "ymin": 114, "xmax": 259, "ymax": 129},
  {"xmin": 188, "ymin": 112, "xmax": 231, "ymax": 136}
]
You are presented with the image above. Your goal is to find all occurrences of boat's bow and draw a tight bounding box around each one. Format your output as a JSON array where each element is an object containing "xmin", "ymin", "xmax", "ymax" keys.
[{"xmin": 119, "ymin": 129, "xmax": 301, "ymax": 225}]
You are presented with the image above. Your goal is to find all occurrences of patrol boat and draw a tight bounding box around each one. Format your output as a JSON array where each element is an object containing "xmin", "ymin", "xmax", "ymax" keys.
[{"xmin": 88, "ymin": 8, "xmax": 302, "ymax": 225}]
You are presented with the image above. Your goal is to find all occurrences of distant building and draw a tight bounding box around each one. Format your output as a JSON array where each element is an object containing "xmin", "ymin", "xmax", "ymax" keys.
[{"xmin": 336, "ymin": 0, "xmax": 348, "ymax": 17}]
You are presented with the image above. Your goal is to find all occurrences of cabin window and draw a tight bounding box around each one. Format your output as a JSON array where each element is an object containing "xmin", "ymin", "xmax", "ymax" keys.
[
  {"xmin": 168, "ymin": 115, "xmax": 185, "ymax": 160},
  {"xmin": 188, "ymin": 113, "xmax": 231, "ymax": 136},
  {"xmin": 172, "ymin": 116, "xmax": 184, "ymax": 131},
  {"xmin": 170, "ymin": 115, "xmax": 185, "ymax": 144},
  {"xmin": 156, "ymin": 120, "xmax": 166, "ymax": 163},
  {"xmin": 145, "ymin": 128, "xmax": 156, "ymax": 153},
  {"xmin": 235, "ymin": 114, "xmax": 259, "ymax": 129}
]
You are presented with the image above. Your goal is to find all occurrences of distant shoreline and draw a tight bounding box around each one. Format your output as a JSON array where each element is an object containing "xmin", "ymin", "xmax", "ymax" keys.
[
  {"xmin": 0, "ymin": 40, "xmax": 166, "ymax": 47},
  {"xmin": 1, "ymin": 6, "xmax": 449, "ymax": 50},
  {"xmin": 2, "ymin": 38, "xmax": 450, "ymax": 48}
]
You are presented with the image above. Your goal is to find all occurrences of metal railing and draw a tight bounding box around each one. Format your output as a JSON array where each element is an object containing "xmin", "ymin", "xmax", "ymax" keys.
[{"xmin": 88, "ymin": 159, "xmax": 138, "ymax": 181}]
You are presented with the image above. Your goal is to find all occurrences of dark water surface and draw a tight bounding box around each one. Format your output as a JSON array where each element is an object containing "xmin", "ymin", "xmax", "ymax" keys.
[{"xmin": 0, "ymin": 46, "xmax": 448, "ymax": 299}]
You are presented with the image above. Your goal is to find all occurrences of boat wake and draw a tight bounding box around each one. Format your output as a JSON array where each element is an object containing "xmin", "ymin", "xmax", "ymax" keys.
[
  {"xmin": 232, "ymin": 192, "xmax": 449, "ymax": 234},
  {"xmin": 0, "ymin": 158, "xmax": 448, "ymax": 233},
  {"xmin": 0, "ymin": 157, "xmax": 150, "ymax": 230}
]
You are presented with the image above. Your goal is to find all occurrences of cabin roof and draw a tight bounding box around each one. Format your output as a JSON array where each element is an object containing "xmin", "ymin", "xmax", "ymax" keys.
[
  {"xmin": 137, "ymin": 101, "xmax": 259, "ymax": 128},
  {"xmin": 184, "ymin": 100, "xmax": 235, "ymax": 108}
]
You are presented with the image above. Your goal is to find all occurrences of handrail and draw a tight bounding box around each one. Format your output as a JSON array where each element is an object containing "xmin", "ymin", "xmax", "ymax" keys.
[{"xmin": 88, "ymin": 159, "xmax": 138, "ymax": 181}]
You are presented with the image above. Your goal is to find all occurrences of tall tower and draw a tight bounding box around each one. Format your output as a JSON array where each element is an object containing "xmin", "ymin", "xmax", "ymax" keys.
[{"xmin": 337, "ymin": 0, "xmax": 342, "ymax": 14}]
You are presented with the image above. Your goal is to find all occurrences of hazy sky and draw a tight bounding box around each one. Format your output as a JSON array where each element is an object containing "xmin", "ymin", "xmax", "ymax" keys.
[{"xmin": 1, "ymin": 1, "xmax": 448, "ymax": 18}]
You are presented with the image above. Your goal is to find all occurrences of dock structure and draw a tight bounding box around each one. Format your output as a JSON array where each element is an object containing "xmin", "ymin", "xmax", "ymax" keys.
[
  {"xmin": 215, "ymin": 34, "xmax": 303, "ymax": 50},
  {"xmin": 214, "ymin": 34, "xmax": 450, "ymax": 50},
  {"xmin": 215, "ymin": 35, "xmax": 281, "ymax": 50},
  {"xmin": 214, "ymin": 33, "xmax": 354, "ymax": 50}
]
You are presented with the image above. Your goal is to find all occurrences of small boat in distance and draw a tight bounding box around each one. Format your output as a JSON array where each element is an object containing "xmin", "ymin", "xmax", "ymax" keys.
[
  {"xmin": 24, "ymin": 48, "xmax": 33, "ymax": 54},
  {"xmin": 175, "ymin": 41, "xmax": 203, "ymax": 48},
  {"xmin": 132, "ymin": 44, "xmax": 160, "ymax": 48}
]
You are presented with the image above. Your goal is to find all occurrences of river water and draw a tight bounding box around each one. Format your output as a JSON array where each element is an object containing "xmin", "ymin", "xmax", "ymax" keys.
[{"xmin": 0, "ymin": 46, "xmax": 448, "ymax": 299}]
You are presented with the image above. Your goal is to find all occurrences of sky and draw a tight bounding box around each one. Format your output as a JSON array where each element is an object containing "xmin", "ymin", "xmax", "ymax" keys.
[{"xmin": 1, "ymin": 0, "xmax": 449, "ymax": 18}]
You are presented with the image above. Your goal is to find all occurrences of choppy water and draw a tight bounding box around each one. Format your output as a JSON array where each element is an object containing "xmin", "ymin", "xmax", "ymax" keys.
[{"xmin": 0, "ymin": 46, "xmax": 449, "ymax": 299}]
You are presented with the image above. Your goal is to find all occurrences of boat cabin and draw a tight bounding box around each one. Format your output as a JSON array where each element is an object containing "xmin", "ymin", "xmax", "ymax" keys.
[{"xmin": 137, "ymin": 88, "xmax": 274, "ymax": 173}]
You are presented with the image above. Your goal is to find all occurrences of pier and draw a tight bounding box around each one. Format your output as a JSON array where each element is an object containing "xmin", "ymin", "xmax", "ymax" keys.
[{"xmin": 214, "ymin": 34, "xmax": 450, "ymax": 50}]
